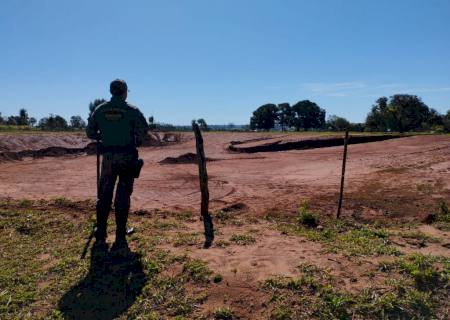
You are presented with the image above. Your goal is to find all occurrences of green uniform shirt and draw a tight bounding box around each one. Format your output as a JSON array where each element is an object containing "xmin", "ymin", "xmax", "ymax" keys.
[{"xmin": 86, "ymin": 96, "xmax": 148, "ymax": 148}]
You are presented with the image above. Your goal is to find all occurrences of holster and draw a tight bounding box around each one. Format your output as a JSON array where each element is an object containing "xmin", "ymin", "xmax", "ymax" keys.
[{"xmin": 132, "ymin": 159, "xmax": 144, "ymax": 178}]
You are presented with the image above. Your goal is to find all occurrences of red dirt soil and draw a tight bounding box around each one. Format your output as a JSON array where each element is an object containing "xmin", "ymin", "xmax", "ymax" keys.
[{"xmin": 0, "ymin": 133, "xmax": 449, "ymax": 220}]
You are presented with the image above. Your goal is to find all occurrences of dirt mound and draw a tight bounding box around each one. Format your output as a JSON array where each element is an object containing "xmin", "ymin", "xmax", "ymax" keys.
[
  {"xmin": 0, "ymin": 132, "xmax": 188, "ymax": 162},
  {"xmin": 0, "ymin": 133, "xmax": 90, "ymax": 153},
  {"xmin": 159, "ymin": 152, "xmax": 215, "ymax": 164},
  {"xmin": 228, "ymin": 134, "xmax": 406, "ymax": 153},
  {"xmin": 0, "ymin": 143, "xmax": 98, "ymax": 162},
  {"xmin": 221, "ymin": 202, "xmax": 248, "ymax": 212}
]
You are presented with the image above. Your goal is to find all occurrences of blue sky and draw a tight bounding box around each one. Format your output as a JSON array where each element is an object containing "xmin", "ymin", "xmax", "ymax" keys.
[{"xmin": 1, "ymin": 0, "xmax": 449, "ymax": 124}]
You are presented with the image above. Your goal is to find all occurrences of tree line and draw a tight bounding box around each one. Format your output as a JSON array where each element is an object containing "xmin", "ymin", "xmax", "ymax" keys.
[
  {"xmin": 0, "ymin": 109, "xmax": 86, "ymax": 131},
  {"xmin": 2, "ymin": 94, "xmax": 449, "ymax": 132},
  {"xmin": 250, "ymin": 94, "xmax": 450, "ymax": 133}
]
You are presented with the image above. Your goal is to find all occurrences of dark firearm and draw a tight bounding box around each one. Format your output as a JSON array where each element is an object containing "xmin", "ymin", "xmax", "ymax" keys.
[
  {"xmin": 192, "ymin": 121, "xmax": 214, "ymax": 248},
  {"xmin": 80, "ymin": 140, "xmax": 102, "ymax": 259}
]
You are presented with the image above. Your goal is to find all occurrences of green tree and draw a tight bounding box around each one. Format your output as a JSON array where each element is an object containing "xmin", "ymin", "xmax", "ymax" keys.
[
  {"xmin": 365, "ymin": 97, "xmax": 393, "ymax": 131},
  {"xmin": 365, "ymin": 95, "xmax": 432, "ymax": 132},
  {"xmin": 29, "ymin": 117, "xmax": 37, "ymax": 127},
  {"xmin": 197, "ymin": 118, "xmax": 209, "ymax": 131},
  {"xmin": 277, "ymin": 103, "xmax": 293, "ymax": 131},
  {"xmin": 249, "ymin": 103, "xmax": 278, "ymax": 131},
  {"xmin": 18, "ymin": 108, "xmax": 29, "ymax": 125},
  {"xmin": 390, "ymin": 94, "xmax": 430, "ymax": 132},
  {"xmin": 69, "ymin": 115, "xmax": 86, "ymax": 129},
  {"xmin": 291, "ymin": 100, "xmax": 326, "ymax": 131},
  {"xmin": 6, "ymin": 116, "xmax": 18, "ymax": 125},
  {"xmin": 443, "ymin": 110, "xmax": 450, "ymax": 132},
  {"xmin": 425, "ymin": 108, "xmax": 443, "ymax": 129},
  {"xmin": 327, "ymin": 115, "xmax": 350, "ymax": 131},
  {"xmin": 38, "ymin": 114, "xmax": 68, "ymax": 131}
]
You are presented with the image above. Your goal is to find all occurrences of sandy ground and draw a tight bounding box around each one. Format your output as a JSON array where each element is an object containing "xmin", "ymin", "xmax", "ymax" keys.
[
  {"xmin": 1, "ymin": 132, "xmax": 449, "ymax": 318},
  {"xmin": 0, "ymin": 133, "xmax": 449, "ymax": 216}
]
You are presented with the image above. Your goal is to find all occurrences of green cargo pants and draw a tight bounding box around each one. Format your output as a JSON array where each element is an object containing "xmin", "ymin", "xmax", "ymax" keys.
[{"xmin": 95, "ymin": 151, "xmax": 137, "ymax": 242}]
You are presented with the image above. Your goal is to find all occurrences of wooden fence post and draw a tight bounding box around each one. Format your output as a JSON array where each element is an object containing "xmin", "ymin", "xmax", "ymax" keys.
[
  {"xmin": 192, "ymin": 121, "xmax": 214, "ymax": 248},
  {"xmin": 337, "ymin": 130, "xmax": 349, "ymax": 219}
]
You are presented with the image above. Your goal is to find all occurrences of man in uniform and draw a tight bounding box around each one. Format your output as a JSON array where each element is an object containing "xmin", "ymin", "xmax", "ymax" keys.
[{"xmin": 86, "ymin": 79, "xmax": 148, "ymax": 247}]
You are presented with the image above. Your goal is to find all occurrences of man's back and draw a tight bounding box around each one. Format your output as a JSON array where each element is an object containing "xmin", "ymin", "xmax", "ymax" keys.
[{"xmin": 87, "ymin": 96, "xmax": 148, "ymax": 148}]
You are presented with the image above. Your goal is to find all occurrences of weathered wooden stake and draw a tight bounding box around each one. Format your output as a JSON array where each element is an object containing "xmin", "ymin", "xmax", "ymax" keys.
[
  {"xmin": 192, "ymin": 121, "xmax": 214, "ymax": 248},
  {"xmin": 337, "ymin": 130, "xmax": 349, "ymax": 219}
]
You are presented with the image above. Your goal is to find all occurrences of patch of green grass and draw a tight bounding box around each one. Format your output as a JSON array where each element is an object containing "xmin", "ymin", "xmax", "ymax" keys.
[
  {"xmin": 0, "ymin": 199, "xmax": 211, "ymax": 319},
  {"xmin": 53, "ymin": 197, "xmax": 76, "ymax": 208},
  {"xmin": 172, "ymin": 232, "xmax": 201, "ymax": 247},
  {"xmin": 182, "ymin": 259, "xmax": 213, "ymax": 283},
  {"xmin": 136, "ymin": 275, "xmax": 197, "ymax": 317},
  {"xmin": 263, "ymin": 256, "xmax": 448, "ymax": 319},
  {"xmin": 400, "ymin": 230, "xmax": 440, "ymax": 243},
  {"xmin": 0, "ymin": 206, "xmax": 86, "ymax": 318},
  {"xmin": 278, "ymin": 218, "xmax": 399, "ymax": 256},
  {"xmin": 355, "ymin": 280, "xmax": 435, "ymax": 319},
  {"xmin": 151, "ymin": 219, "xmax": 182, "ymax": 230},
  {"xmin": 229, "ymin": 233, "xmax": 256, "ymax": 245},
  {"xmin": 17, "ymin": 199, "xmax": 34, "ymax": 208},
  {"xmin": 214, "ymin": 210, "xmax": 234, "ymax": 222},
  {"xmin": 213, "ymin": 306, "xmax": 234, "ymax": 319},
  {"xmin": 263, "ymin": 270, "xmax": 352, "ymax": 319},
  {"xmin": 382, "ymin": 254, "xmax": 449, "ymax": 290},
  {"xmin": 271, "ymin": 305, "xmax": 293, "ymax": 320},
  {"xmin": 174, "ymin": 210, "xmax": 197, "ymax": 222},
  {"xmin": 215, "ymin": 240, "xmax": 231, "ymax": 248},
  {"xmin": 433, "ymin": 201, "xmax": 450, "ymax": 230}
]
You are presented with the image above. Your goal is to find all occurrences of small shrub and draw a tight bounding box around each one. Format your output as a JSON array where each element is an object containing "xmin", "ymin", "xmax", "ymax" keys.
[
  {"xmin": 399, "ymin": 254, "xmax": 444, "ymax": 290},
  {"xmin": 18, "ymin": 199, "xmax": 33, "ymax": 208},
  {"xmin": 213, "ymin": 274, "xmax": 223, "ymax": 283},
  {"xmin": 54, "ymin": 197, "xmax": 75, "ymax": 208},
  {"xmin": 215, "ymin": 240, "xmax": 231, "ymax": 248},
  {"xmin": 182, "ymin": 259, "xmax": 212, "ymax": 283},
  {"xmin": 145, "ymin": 259, "xmax": 160, "ymax": 276},
  {"xmin": 297, "ymin": 200, "xmax": 318, "ymax": 228},
  {"xmin": 229, "ymin": 234, "xmax": 256, "ymax": 245},
  {"xmin": 271, "ymin": 306, "xmax": 293, "ymax": 320},
  {"xmin": 214, "ymin": 307, "xmax": 233, "ymax": 320}
]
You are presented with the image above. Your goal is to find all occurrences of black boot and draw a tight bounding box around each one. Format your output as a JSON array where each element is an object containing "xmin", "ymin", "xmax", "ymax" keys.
[
  {"xmin": 114, "ymin": 210, "xmax": 129, "ymax": 244},
  {"xmin": 95, "ymin": 209, "xmax": 109, "ymax": 241}
]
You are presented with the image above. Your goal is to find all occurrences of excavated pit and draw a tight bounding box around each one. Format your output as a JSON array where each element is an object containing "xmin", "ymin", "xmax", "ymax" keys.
[{"xmin": 228, "ymin": 134, "xmax": 406, "ymax": 153}]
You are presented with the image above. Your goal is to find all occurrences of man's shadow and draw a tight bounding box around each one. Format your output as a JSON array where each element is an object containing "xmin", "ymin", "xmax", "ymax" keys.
[{"xmin": 58, "ymin": 241, "xmax": 147, "ymax": 320}]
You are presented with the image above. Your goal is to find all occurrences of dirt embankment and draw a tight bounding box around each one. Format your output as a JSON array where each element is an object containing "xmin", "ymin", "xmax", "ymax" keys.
[
  {"xmin": 159, "ymin": 152, "xmax": 216, "ymax": 164},
  {"xmin": 0, "ymin": 132, "xmax": 188, "ymax": 162},
  {"xmin": 229, "ymin": 134, "xmax": 406, "ymax": 153}
]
